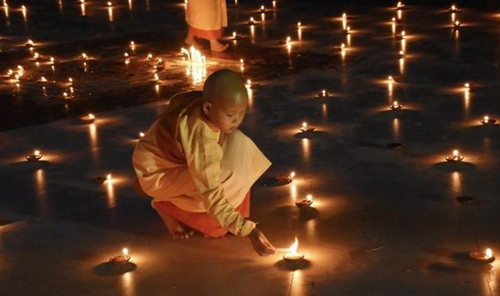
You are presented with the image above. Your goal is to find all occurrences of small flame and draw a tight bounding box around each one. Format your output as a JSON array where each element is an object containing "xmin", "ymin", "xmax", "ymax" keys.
[
  {"xmin": 393, "ymin": 101, "xmax": 399, "ymax": 107},
  {"xmin": 122, "ymin": 248, "xmax": 129, "ymax": 256},
  {"xmin": 88, "ymin": 113, "xmax": 95, "ymax": 120},
  {"xmin": 233, "ymin": 31, "xmax": 237, "ymax": 38},
  {"xmin": 453, "ymin": 149, "xmax": 459, "ymax": 156},
  {"xmin": 34, "ymin": 150, "xmax": 40, "ymax": 156},
  {"xmin": 392, "ymin": 17, "xmax": 396, "ymax": 22},
  {"xmin": 107, "ymin": 2, "xmax": 112, "ymax": 6},
  {"xmin": 388, "ymin": 75, "xmax": 394, "ymax": 81},
  {"xmin": 289, "ymin": 171, "xmax": 296, "ymax": 179},
  {"xmin": 302, "ymin": 122, "xmax": 307, "ymax": 128},
  {"xmin": 455, "ymin": 20, "xmax": 460, "ymax": 27},
  {"xmin": 486, "ymin": 248, "xmax": 493, "ymax": 258},
  {"xmin": 401, "ymin": 30, "xmax": 406, "ymax": 38},
  {"xmin": 464, "ymin": 82, "xmax": 470, "ymax": 90},
  {"xmin": 139, "ymin": 132, "xmax": 145, "ymax": 138},
  {"xmin": 484, "ymin": 116, "xmax": 489, "ymax": 123},
  {"xmin": 289, "ymin": 236, "xmax": 299, "ymax": 254},
  {"xmin": 306, "ymin": 194, "xmax": 313, "ymax": 201},
  {"xmin": 286, "ymin": 36, "xmax": 291, "ymax": 44},
  {"xmin": 322, "ymin": 89, "xmax": 326, "ymax": 96}
]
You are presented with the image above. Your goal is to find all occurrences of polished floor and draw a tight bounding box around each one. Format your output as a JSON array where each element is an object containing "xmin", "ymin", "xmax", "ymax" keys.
[{"xmin": 1, "ymin": 1, "xmax": 500, "ymax": 295}]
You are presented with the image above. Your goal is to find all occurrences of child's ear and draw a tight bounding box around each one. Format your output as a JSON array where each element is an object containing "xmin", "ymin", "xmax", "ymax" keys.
[{"xmin": 202, "ymin": 102, "xmax": 212, "ymax": 116}]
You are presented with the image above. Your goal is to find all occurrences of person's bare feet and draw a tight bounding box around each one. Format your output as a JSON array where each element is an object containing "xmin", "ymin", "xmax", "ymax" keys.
[
  {"xmin": 162, "ymin": 212, "xmax": 191, "ymax": 239},
  {"xmin": 209, "ymin": 39, "xmax": 229, "ymax": 52}
]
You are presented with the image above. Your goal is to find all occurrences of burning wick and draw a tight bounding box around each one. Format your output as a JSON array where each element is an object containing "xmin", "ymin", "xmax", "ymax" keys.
[
  {"xmin": 232, "ymin": 31, "xmax": 237, "ymax": 39},
  {"xmin": 139, "ymin": 132, "xmax": 145, "ymax": 138},
  {"xmin": 283, "ymin": 237, "xmax": 305, "ymax": 261},
  {"xmin": 105, "ymin": 174, "xmax": 113, "ymax": 184},
  {"xmin": 480, "ymin": 115, "xmax": 496, "ymax": 125},
  {"xmin": 399, "ymin": 30, "xmax": 406, "ymax": 40},
  {"xmin": 470, "ymin": 248, "xmax": 495, "ymax": 263},
  {"xmin": 390, "ymin": 101, "xmax": 403, "ymax": 110},
  {"xmin": 454, "ymin": 20, "xmax": 460, "ymax": 29},
  {"xmin": 398, "ymin": 50, "xmax": 405, "ymax": 58},
  {"xmin": 109, "ymin": 248, "xmax": 131, "ymax": 264},
  {"xmin": 81, "ymin": 113, "xmax": 95, "ymax": 124},
  {"xmin": 300, "ymin": 122, "xmax": 315, "ymax": 132},
  {"xmin": 396, "ymin": 1, "xmax": 405, "ymax": 10},
  {"xmin": 319, "ymin": 89, "xmax": 329, "ymax": 98},
  {"xmin": 246, "ymin": 79, "xmax": 252, "ymax": 88},
  {"xmin": 260, "ymin": 5, "xmax": 265, "ymax": 12},
  {"xmin": 464, "ymin": 82, "xmax": 471, "ymax": 91},
  {"xmin": 26, "ymin": 150, "xmax": 42, "ymax": 162},
  {"xmin": 295, "ymin": 194, "xmax": 314, "ymax": 207},
  {"xmin": 297, "ymin": 22, "xmax": 301, "ymax": 28},
  {"xmin": 25, "ymin": 39, "xmax": 34, "ymax": 48},
  {"xmin": 446, "ymin": 149, "xmax": 464, "ymax": 162},
  {"xmin": 248, "ymin": 17, "xmax": 255, "ymax": 25},
  {"xmin": 450, "ymin": 4, "xmax": 457, "ymax": 12}
]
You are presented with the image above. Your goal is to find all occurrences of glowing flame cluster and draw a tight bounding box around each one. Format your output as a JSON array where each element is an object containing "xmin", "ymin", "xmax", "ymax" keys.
[{"xmin": 181, "ymin": 46, "xmax": 207, "ymax": 84}]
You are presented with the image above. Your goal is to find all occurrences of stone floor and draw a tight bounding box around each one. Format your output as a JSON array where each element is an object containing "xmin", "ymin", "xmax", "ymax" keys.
[{"xmin": 1, "ymin": 0, "xmax": 500, "ymax": 295}]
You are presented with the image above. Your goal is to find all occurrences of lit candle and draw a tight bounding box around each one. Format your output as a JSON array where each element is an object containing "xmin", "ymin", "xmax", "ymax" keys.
[
  {"xmin": 319, "ymin": 89, "xmax": 328, "ymax": 98},
  {"xmin": 26, "ymin": 39, "xmax": 34, "ymax": 48},
  {"xmin": 139, "ymin": 132, "xmax": 145, "ymax": 138},
  {"xmin": 398, "ymin": 50, "xmax": 405, "ymax": 58},
  {"xmin": 469, "ymin": 248, "xmax": 495, "ymax": 263},
  {"xmin": 295, "ymin": 194, "xmax": 314, "ymax": 207},
  {"xmin": 285, "ymin": 36, "xmax": 291, "ymax": 45},
  {"xmin": 340, "ymin": 43, "xmax": 346, "ymax": 58},
  {"xmin": 390, "ymin": 100, "xmax": 403, "ymax": 110},
  {"xmin": 400, "ymin": 30, "xmax": 406, "ymax": 40},
  {"xmin": 248, "ymin": 17, "xmax": 255, "ymax": 25},
  {"xmin": 283, "ymin": 236, "xmax": 305, "ymax": 261},
  {"xmin": 81, "ymin": 113, "xmax": 95, "ymax": 124},
  {"xmin": 446, "ymin": 149, "xmax": 464, "ymax": 162},
  {"xmin": 232, "ymin": 31, "xmax": 237, "ymax": 39},
  {"xmin": 260, "ymin": 5, "xmax": 265, "ymax": 12},
  {"xmin": 26, "ymin": 149, "xmax": 42, "ymax": 162},
  {"xmin": 300, "ymin": 122, "xmax": 315, "ymax": 132},
  {"xmin": 130, "ymin": 41, "xmax": 135, "ymax": 50},
  {"xmin": 147, "ymin": 53, "xmax": 153, "ymax": 60},
  {"xmin": 396, "ymin": 1, "xmax": 405, "ymax": 10},
  {"xmin": 40, "ymin": 76, "xmax": 47, "ymax": 82},
  {"xmin": 297, "ymin": 21, "xmax": 301, "ymax": 28},
  {"xmin": 480, "ymin": 115, "xmax": 496, "ymax": 125},
  {"xmin": 109, "ymin": 248, "xmax": 131, "ymax": 264},
  {"xmin": 342, "ymin": 13, "xmax": 347, "ymax": 30},
  {"xmin": 246, "ymin": 79, "xmax": 252, "ymax": 88},
  {"xmin": 106, "ymin": 174, "xmax": 113, "ymax": 184},
  {"xmin": 450, "ymin": 4, "xmax": 457, "ymax": 12},
  {"xmin": 464, "ymin": 82, "xmax": 471, "ymax": 91},
  {"xmin": 454, "ymin": 20, "xmax": 460, "ymax": 29}
]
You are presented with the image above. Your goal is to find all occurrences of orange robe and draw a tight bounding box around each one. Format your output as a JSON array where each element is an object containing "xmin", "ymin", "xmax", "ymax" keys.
[{"xmin": 132, "ymin": 91, "xmax": 271, "ymax": 237}]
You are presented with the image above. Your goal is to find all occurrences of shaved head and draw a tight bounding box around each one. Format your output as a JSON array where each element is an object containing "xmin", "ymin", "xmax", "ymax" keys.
[{"xmin": 203, "ymin": 69, "xmax": 249, "ymax": 109}]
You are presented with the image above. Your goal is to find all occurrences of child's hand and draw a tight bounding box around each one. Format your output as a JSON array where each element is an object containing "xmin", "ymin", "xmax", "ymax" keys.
[{"xmin": 248, "ymin": 228, "xmax": 276, "ymax": 256}]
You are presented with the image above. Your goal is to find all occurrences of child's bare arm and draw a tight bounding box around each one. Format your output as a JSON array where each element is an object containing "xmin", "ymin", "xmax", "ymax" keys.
[{"xmin": 248, "ymin": 228, "xmax": 276, "ymax": 256}]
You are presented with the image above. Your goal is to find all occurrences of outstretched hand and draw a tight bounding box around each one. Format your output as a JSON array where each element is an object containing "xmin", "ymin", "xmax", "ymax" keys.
[{"xmin": 248, "ymin": 228, "xmax": 276, "ymax": 256}]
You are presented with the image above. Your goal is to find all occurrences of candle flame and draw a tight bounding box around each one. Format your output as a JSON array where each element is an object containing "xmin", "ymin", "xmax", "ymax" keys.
[
  {"xmin": 306, "ymin": 194, "xmax": 313, "ymax": 201},
  {"xmin": 122, "ymin": 248, "xmax": 128, "ymax": 256},
  {"xmin": 289, "ymin": 171, "xmax": 296, "ymax": 179},
  {"xmin": 289, "ymin": 236, "xmax": 299, "ymax": 254},
  {"xmin": 302, "ymin": 122, "xmax": 307, "ymax": 128},
  {"xmin": 34, "ymin": 150, "xmax": 40, "ymax": 156},
  {"xmin": 486, "ymin": 248, "xmax": 493, "ymax": 258},
  {"xmin": 453, "ymin": 149, "xmax": 459, "ymax": 156},
  {"xmin": 484, "ymin": 116, "xmax": 489, "ymax": 123},
  {"xmin": 88, "ymin": 113, "xmax": 95, "ymax": 120},
  {"xmin": 139, "ymin": 132, "xmax": 145, "ymax": 138}
]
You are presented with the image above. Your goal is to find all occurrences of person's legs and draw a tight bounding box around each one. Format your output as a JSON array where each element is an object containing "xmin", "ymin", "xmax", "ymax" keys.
[
  {"xmin": 185, "ymin": 27, "xmax": 201, "ymax": 48},
  {"xmin": 208, "ymin": 39, "xmax": 228, "ymax": 52},
  {"xmin": 187, "ymin": 25, "xmax": 228, "ymax": 52},
  {"xmin": 154, "ymin": 191, "xmax": 251, "ymax": 238}
]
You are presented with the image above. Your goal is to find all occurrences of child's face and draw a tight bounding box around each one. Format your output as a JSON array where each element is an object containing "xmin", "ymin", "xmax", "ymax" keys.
[{"xmin": 206, "ymin": 99, "xmax": 248, "ymax": 133}]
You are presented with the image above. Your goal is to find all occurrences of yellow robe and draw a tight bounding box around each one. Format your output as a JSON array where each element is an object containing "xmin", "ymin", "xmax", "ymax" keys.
[{"xmin": 132, "ymin": 91, "xmax": 271, "ymax": 237}]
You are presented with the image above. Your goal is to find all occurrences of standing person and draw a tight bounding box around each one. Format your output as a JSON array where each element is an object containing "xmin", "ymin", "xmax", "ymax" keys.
[
  {"xmin": 185, "ymin": 0, "xmax": 229, "ymax": 52},
  {"xmin": 132, "ymin": 70, "xmax": 275, "ymax": 256}
]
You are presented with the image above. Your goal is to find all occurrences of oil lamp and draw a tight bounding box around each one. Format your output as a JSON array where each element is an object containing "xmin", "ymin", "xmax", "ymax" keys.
[
  {"xmin": 81, "ymin": 113, "xmax": 95, "ymax": 124},
  {"xmin": 480, "ymin": 116, "xmax": 496, "ymax": 125},
  {"xmin": 26, "ymin": 150, "xmax": 42, "ymax": 162},
  {"xmin": 300, "ymin": 122, "xmax": 315, "ymax": 132},
  {"xmin": 446, "ymin": 149, "xmax": 464, "ymax": 162},
  {"xmin": 295, "ymin": 194, "xmax": 313, "ymax": 207},
  {"xmin": 283, "ymin": 237, "xmax": 304, "ymax": 261},
  {"xmin": 109, "ymin": 248, "xmax": 130, "ymax": 264},
  {"xmin": 470, "ymin": 248, "xmax": 495, "ymax": 263},
  {"xmin": 390, "ymin": 101, "xmax": 403, "ymax": 110}
]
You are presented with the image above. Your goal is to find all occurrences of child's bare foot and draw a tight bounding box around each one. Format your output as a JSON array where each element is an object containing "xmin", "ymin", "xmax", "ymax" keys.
[
  {"xmin": 162, "ymin": 212, "xmax": 191, "ymax": 239},
  {"xmin": 209, "ymin": 40, "xmax": 229, "ymax": 52}
]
